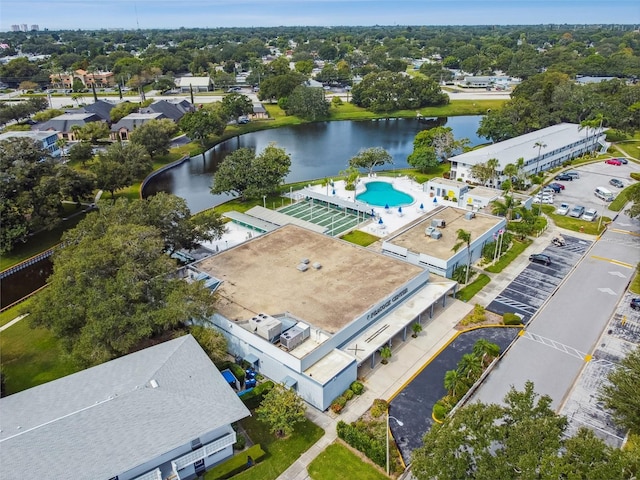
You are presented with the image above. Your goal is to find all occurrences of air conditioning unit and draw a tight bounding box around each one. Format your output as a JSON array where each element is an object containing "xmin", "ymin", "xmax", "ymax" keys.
[
  {"xmin": 464, "ymin": 211, "xmax": 475, "ymax": 220},
  {"xmin": 431, "ymin": 218, "xmax": 446, "ymax": 228},
  {"xmin": 430, "ymin": 230, "xmax": 442, "ymax": 240},
  {"xmin": 425, "ymin": 226, "xmax": 436, "ymax": 236}
]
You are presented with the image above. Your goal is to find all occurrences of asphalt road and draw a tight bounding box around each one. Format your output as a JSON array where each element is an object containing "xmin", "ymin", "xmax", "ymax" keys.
[{"xmin": 471, "ymin": 209, "xmax": 640, "ymax": 410}]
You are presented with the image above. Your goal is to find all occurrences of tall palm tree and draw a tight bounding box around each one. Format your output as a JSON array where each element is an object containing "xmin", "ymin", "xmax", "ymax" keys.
[
  {"xmin": 533, "ymin": 141, "xmax": 547, "ymax": 175},
  {"xmin": 472, "ymin": 339, "xmax": 501, "ymax": 367},
  {"xmin": 458, "ymin": 353, "xmax": 483, "ymax": 381},
  {"xmin": 490, "ymin": 194, "xmax": 518, "ymax": 220},
  {"xmin": 452, "ymin": 229, "xmax": 472, "ymax": 284},
  {"xmin": 444, "ymin": 369, "xmax": 464, "ymax": 397},
  {"xmin": 487, "ymin": 158, "xmax": 499, "ymax": 187}
]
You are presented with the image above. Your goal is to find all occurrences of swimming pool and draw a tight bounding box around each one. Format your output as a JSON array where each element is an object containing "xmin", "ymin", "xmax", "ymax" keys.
[{"xmin": 356, "ymin": 181, "xmax": 414, "ymax": 207}]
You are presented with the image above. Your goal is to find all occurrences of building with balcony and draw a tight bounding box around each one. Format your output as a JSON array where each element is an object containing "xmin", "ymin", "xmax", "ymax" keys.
[
  {"xmin": 50, "ymin": 69, "xmax": 115, "ymax": 89},
  {"xmin": 0, "ymin": 130, "xmax": 61, "ymax": 157},
  {"xmin": 0, "ymin": 334, "xmax": 250, "ymax": 480},
  {"xmin": 448, "ymin": 123, "xmax": 608, "ymax": 188}
]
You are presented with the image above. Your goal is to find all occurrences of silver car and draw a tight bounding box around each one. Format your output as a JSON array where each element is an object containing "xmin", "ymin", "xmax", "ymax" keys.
[
  {"xmin": 582, "ymin": 208, "xmax": 598, "ymax": 222},
  {"xmin": 569, "ymin": 205, "xmax": 585, "ymax": 218},
  {"xmin": 555, "ymin": 203, "xmax": 570, "ymax": 215}
]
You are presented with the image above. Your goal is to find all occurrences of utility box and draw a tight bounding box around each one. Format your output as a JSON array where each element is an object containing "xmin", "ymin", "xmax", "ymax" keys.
[{"xmin": 431, "ymin": 218, "xmax": 446, "ymax": 228}]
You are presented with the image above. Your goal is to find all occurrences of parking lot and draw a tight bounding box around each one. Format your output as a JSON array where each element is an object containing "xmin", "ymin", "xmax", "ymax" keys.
[
  {"xmin": 550, "ymin": 160, "xmax": 637, "ymax": 218},
  {"xmin": 487, "ymin": 234, "xmax": 592, "ymax": 323}
]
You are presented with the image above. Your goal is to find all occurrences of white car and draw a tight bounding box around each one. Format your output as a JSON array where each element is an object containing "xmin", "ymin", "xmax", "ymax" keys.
[
  {"xmin": 582, "ymin": 208, "xmax": 598, "ymax": 222},
  {"xmin": 555, "ymin": 203, "xmax": 570, "ymax": 215},
  {"xmin": 534, "ymin": 194, "xmax": 554, "ymax": 204}
]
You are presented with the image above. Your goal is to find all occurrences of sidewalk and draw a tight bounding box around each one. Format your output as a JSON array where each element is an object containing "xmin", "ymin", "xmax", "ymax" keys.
[{"xmin": 278, "ymin": 220, "xmax": 599, "ymax": 480}]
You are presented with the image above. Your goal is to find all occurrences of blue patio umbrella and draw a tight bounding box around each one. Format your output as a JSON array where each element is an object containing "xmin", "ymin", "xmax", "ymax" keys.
[
  {"xmin": 385, "ymin": 203, "xmax": 389, "ymax": 210},
  {"xmin": 433, "ymin": 197, "xmax": 438, "ymax": 203},
  {"xmin": 419, "ymin": 203, "xmax": 424, "ymax": 210},
  {"xmin": 332, "ymin": 189, "xmax": 336, "ymax": 195},
  {"xmin": 378, "ymin": 217, "xmax": 384, "ymax": 224},
  {"xmin": 398, "ymin": 206, "xmax": 403, "ymax": 214}
]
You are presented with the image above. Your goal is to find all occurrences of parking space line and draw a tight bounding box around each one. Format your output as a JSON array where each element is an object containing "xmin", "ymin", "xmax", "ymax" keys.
[
  {"xmin": 609, "ymin": 228, "xmax": 640, "ymax": 237},
  {"xmin": 590, "ymin": 255, "xmax": 634, "ymax": 269}
]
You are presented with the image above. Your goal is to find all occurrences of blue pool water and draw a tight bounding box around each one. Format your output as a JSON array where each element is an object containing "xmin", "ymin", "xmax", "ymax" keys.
[{"xmin": 356, "ymin": 181, "xmax": 414, "ymax": 207}]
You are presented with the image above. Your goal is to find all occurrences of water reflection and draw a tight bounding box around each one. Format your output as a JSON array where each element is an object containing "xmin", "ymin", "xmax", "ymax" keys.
[{"xmin": 143, "ymin": 116, "xmax": 484, "ymax": 213}]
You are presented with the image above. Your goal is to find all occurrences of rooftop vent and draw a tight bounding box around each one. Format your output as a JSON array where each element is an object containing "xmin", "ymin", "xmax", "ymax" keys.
[
  {"xmin": 297, "ymin": 263, "xmax": 308, "ymax": 272},
  {"xmin": 464, "ymin": 211, "xmax": 476, "ymax": 220},
  {"xmin": 431, "ymin": 218, "xmax": 446, "ymax": 228},
  {"xmin": 312, "ymin": 262, "xmax": 322, "ymax": 270},
  {"xmin": 150, "ymin": 379, "xmax": 159, "ymax": 389},
  {"xmin": 430, "ymin": 230, "xmax": 442, "ymax": 240},
  {"xmin": 300, "ymin": 258, "xmax": 310, "ymax": 264}
]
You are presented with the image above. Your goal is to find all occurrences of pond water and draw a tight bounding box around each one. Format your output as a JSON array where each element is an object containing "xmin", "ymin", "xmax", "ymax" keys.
[{"xmin": 143, "ymin": 116, "xmax": 484, "ymax": 213}]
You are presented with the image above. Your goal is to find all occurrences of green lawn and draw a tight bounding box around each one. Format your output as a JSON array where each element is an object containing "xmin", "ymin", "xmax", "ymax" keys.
[
  {"xmin": 541, "ymin": 205, "xmax": 610, "ymax": 235},
  {"xmin": 484, "ymin": 239, "xmax": 532, "ymax": 274},
  {"xmin": 456, "ymin": 274, "xmax": 491, "ymax": 302},
  {"xmin": 205, "ymin": 415, "xmax": 323, "ymax": 480},
  {"xmin": 609, "ymin": 182, "xmax": 640, "ymax": 212},
  {"xmin": 340, "ymin": 230, "xmax": 380, "ymax": 247},
  {"xmin": 308, "ymin": 443, "xmax": 388, "ymax": 480},
  {"xmin": 0, "ymin": 317, "xmax": 79, "ymax": 395}
]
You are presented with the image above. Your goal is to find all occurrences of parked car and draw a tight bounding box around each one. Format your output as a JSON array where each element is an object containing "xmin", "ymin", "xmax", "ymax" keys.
[
  {"xmin": 631, "ymin": 298, "xmax": 640, "ymax": 311},
  {"xmin": 569, "ymin": 205, "xmax": 585, "ymax": 218},
  {"xmin": 609, "ymin": 178, "xmax": 624, "ymax": 188},
  {"xmin": 534, "ymin": 194, "xmax": 554, "ymax": 204},
  {"xmin": 555, "ymin": 202, "xmax": 570, "ymax": 215},
  {"xmin": 605, "ymin": 158, "xmax": 622, "ymax": 166},
  {"xmin": 582, "ymin": 208, "xmax": 598, "ymax": 222},
  {"xmin": 237, "ymin": 116, "xmax": 250, "ymax": 124},
  {"xmin": 529, "ymin": 253, "xmax": 552, "ymax": 266},
  {"xmin": 543, "ymin": 185, "xmax": 561, "ymax": 194},
  {"xmin": 549, "ymin": 182, "xmax": 565, "ymax": 191},
  {"xmin": 555, "ymin": 173, "xmax": 573, "ymax": 181},
  {"xmin": 566, "ymin": 171, "xmax": 580, "ymax": 179},
  {"xmin": 616, "ymin": 157, "xmax": 628, "ymax": 164}
]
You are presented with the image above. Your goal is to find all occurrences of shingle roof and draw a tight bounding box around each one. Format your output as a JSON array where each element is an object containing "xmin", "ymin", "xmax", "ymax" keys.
[
  {"xmin": 110, "ymin": 112, "xmax": 165, "ymax": 132},
  {"xmin": 176, "ymin": 76, "xmax": 212, "ymax": 88},
  {"xmin": 0, "ymin": 334, "xmax": 250, "ymax": 480},
  {"xmin": 141, "ymin": 99, "xmax": 194, "ymax": 121},
  {"xmin": 34, "ymin": 113, "xmax": 103, "ymax": 133},
  {"xmin": 74, "ymin": 99, "xmax": 116, "ymax": 121}
]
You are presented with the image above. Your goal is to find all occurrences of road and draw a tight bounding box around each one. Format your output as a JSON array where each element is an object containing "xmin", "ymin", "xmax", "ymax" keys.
[{"xmin": 471, "ymin": 209, "xmax": 640, "ymax": 410}]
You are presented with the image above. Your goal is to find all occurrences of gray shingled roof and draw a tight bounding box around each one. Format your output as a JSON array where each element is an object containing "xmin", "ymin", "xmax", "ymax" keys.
[
  {"xmin": 110, "ymin": 112, "xmax": 166, "ymax": 132},
  {"xmin": 35, "ymin": 112, "xmax": 103, "ymax": 133},
  {"xmin": 141, "ymin": 99, "xmax": 194, "ymax": 122},
  {"xmin": 0, "ymin": 335, "xmax": 250, "ymax": 480},
  {"xmin": 72, "ymin": 99, "xmax": 116, "ymax": 121}
]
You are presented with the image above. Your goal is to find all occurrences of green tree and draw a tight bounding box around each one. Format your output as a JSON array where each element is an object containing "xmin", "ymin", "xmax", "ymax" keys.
[
  {"xmin": 600, "ymin": 345, "xmax": 640, "ymax": 434},
  {"xmin": 411, "ymin": 322, "xmax": 423, "ymax": 338},
  {"xmin": 412, "ymin": 381, "xmax": 635, "ymax": 480},
  {"xmin": 211, "ymin": 143, "xmax": 291, "ymax": 201},
  {"xmin": 28, "ymin": 202, "xmax": 216, "ymax": 367},
  {"xmin": 220, "ymin": 92, "xmax": 254, "ymax": 122},
  {"xmin": 0, "ymin": 138, "xmax": 63, "ymax": 253},
  {"xmin": 443, "ymin": 369, "xmax": 464, "ymax": 397},
  {"xmin": 348, "ymin": 147, "xmax": 393, "ymax": 176},
  {"xmin": 178, "ymin": 109, "xmax": 226, "ymax": 147},
  {"xmin": 57, "ymin": 165, "xmax": 96, "ymax": 205},
  {"xmin": 189, "ymin": 325, "xmax": 228, "ymax": 368},
  {"xmin": 472, "ymin": 338, "xmax": 500, "ymax": 367},
  {"xmin": 379, "ymin": 345, "xmax": 392, "ymax": 364},
  {"xmin": 256, "ymin": 382, "xmax": 306, "ymax": 438},
  {"xmin": 452, "ymin": 229, "xmax": 472, "ymax": 284},
  {"xmin": 258, "ymin": 71, "xmax": 306, "ymax": 103},
  {"xmin": 285, "ymin": 85, "xmax": 330, "ymax": 121},
  {"xmin": 93, "ymin": 142, "xmax": 151, "ymax": 200},
  {"xmin": 74, "ymin": 121, "xmax": 110, "ymax": 144},
  {"xmin": 109, "ymin": 101, "xmax": 139, "ymax": 123},
  {"xmin": 67, "ymin": 141, "xmax": 94, "ymax": 166},
  {"xmin": 33, "ymin": 108, "xmax": 65, "ymax": 122},
  {"xmin": 129, "ymin": 118, "xmax": 178, "ymax": 158}
]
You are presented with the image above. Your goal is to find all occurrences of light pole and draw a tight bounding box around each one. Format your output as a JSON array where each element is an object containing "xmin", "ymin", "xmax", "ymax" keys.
[
  {"xmin": 262, "ymin": 195, "xmax": 266, "ymax": 209},
  {"xmin": 386, "ymin": 412, "xmax": 404, "ymax": 476}
]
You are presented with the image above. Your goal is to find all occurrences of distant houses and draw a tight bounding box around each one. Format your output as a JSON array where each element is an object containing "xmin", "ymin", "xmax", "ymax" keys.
[
  {"xmin": 0, "ymin": 130, "xmax": 62, "ymax": 156},
  {"xmin": 34, "ymin": 112, "xmax": 105, "ymax": 141},
  {"xmin": 175, "ymin": 76, "xmax": 213, "ymax": 93}
]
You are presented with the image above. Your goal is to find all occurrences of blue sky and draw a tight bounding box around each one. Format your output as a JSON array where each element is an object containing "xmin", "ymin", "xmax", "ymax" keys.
[{"xmin": 1, "ymin": 0, "xmax": 639, "ymax": 31}]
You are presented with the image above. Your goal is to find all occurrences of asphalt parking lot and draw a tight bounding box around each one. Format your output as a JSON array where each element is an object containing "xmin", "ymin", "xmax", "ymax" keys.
[
  {"xmin": 550, "ymin": 160, "xmax": 637, "ymax": 217},
  {"xmin": 486, "ymin": 234, "xmax": 592, "ymax": 323},
  {"xmin": 388, "ymin": 327, "xmax": 520, "ymax": 465}
]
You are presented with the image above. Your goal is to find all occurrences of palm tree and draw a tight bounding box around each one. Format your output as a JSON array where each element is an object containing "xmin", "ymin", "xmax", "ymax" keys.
[
  {"xmin": 458, "ymin": 353, "xmax": 483, "ymax": 381},
  {"xmin": 472, "ymin": 339, "xmax": 501, "ymax": 367},
  {"xmin": 411, "ymin": 322, "xmax": 423, "ymax": 338},
  {"xmin": 444, "ymin": 369, "xmax": 464, "ymax": 397},
  {"xmin": 490, "ymin": 194, "xmax": 518, "ymax": 221},
  {"xmin": 380, "ymin": 345, "xmax": 392, "ymax": 365},
  {"xmin": 533, "ymin": 141, "xmax": 547, "ymax": 175},
  {"xmin": 580, "ymin": 114, "xmax": 604, "ymax": 157},
  {"xmin": 452, "ymin": 229, "xmax": 472, "ymax": 285},
  {"xmin": 487, "ymin": 158, "xmax": 499, "ymax": 187}
]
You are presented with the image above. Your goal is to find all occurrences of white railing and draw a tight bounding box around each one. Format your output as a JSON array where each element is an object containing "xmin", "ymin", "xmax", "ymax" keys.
[{"xmin": 172, "ymin": 432, "xmax": 236, "ymax": 471}]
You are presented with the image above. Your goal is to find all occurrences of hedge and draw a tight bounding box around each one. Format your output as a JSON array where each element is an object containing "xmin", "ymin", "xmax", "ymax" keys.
[
  {"xmin": 503, "ymin": 312, "xmax": 523, "ymax": 325},
  {"xmin": 207, "ymin": 444, "xmax": 266, "ymax": 479},
  {"xmin": 240, "ymin": 380, "xmax": 275, "ymax": 410},
  {"xmin": 336, "ymin": 420, "xmax": 386, "ymax": 467},
  {"xmin": 350, "ymin": 381, "xmax": 364, "ymax": 395}
]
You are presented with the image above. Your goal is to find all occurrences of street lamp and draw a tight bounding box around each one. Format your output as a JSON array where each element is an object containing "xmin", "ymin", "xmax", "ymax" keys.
[{"xmin": 386, "ymin": 412, "xmax": 404, "ymax": 476}]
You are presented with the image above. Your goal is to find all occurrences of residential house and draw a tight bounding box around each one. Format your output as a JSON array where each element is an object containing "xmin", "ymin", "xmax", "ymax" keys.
[
  {"xmin": 250, "ymin": 103, "xmax": 268, "ymax": 120},
  {"xmin": 67, "ymin": 99, "xmax": 116, "ymax": 122},
  {"xmin": 0, "ymin": 334, "xmax": 251, "ymax": 480},
  {"xmin": 0, "ymin": 130, "xmax": 61, "ymax": 157},
  {"xmin": 34, "ymin": 112, "xmax": 105, "ymax": 141},
  {"xmin": 110, "ymin": 112, "xmax": 166, "ymax": 141},
  {"xmin": 141, "ymin": 99, "xmax": 195, "ymax": 122},
  {"xmin": 50, "ymin": 69, "xmax": 115, "ymax": 89}
]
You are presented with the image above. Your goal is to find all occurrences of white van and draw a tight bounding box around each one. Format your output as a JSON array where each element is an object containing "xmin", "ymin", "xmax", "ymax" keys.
[{"xmin": 595, "ymin": 186, "xmax": 614, "ymax": 202}]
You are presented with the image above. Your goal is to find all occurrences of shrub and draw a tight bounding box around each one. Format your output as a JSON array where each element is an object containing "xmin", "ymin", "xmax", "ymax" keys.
[
  {"xmin": 240, "ymin": 380, "xmax": 274, "ymax": 410},
  {"xmin": 343, "ymin": 389, "xmax": 355, "ymax": 401},
  {"xmin": 331, "ymin": 401, "xmax": 344, "ymax": 413},
  {"xmin": 432, "ymin": 402, "xmax": 449, "ymax": 422},
  {"xmin": 503, "ymin": 312, "xmax": 523, "ymax": 325},
  {"xmin": 350, "ymin": 381, "xmax": 364, "ymax": 395},
  {"xmin": 370, "ymin": 398, "xmax": 388, "ymax": 418},
  {"xmin": 234, "ymin": 433, "xmax": 246, "ymax": 450},
  {"xmin": 336, "ymin": 421, "xmax": 387, "ymax": 468}
]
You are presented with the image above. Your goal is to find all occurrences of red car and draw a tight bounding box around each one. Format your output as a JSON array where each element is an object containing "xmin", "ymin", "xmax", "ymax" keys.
[{"xmin": 605, "ymin": 158, "xmax": 622, "ymax": 166}]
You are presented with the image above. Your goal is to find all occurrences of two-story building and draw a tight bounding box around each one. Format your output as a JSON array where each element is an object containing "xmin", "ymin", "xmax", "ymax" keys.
[
  {"xmin": 0, "ymin": 335, "xmax": 250, "ymax": 480},
  {"xmin": 449, "ymin": 123, "xmax": 608, "ymax": 187},
  {"xmin": 0, "ymin": 130, "xmax": 61, "ymax": 157}
]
